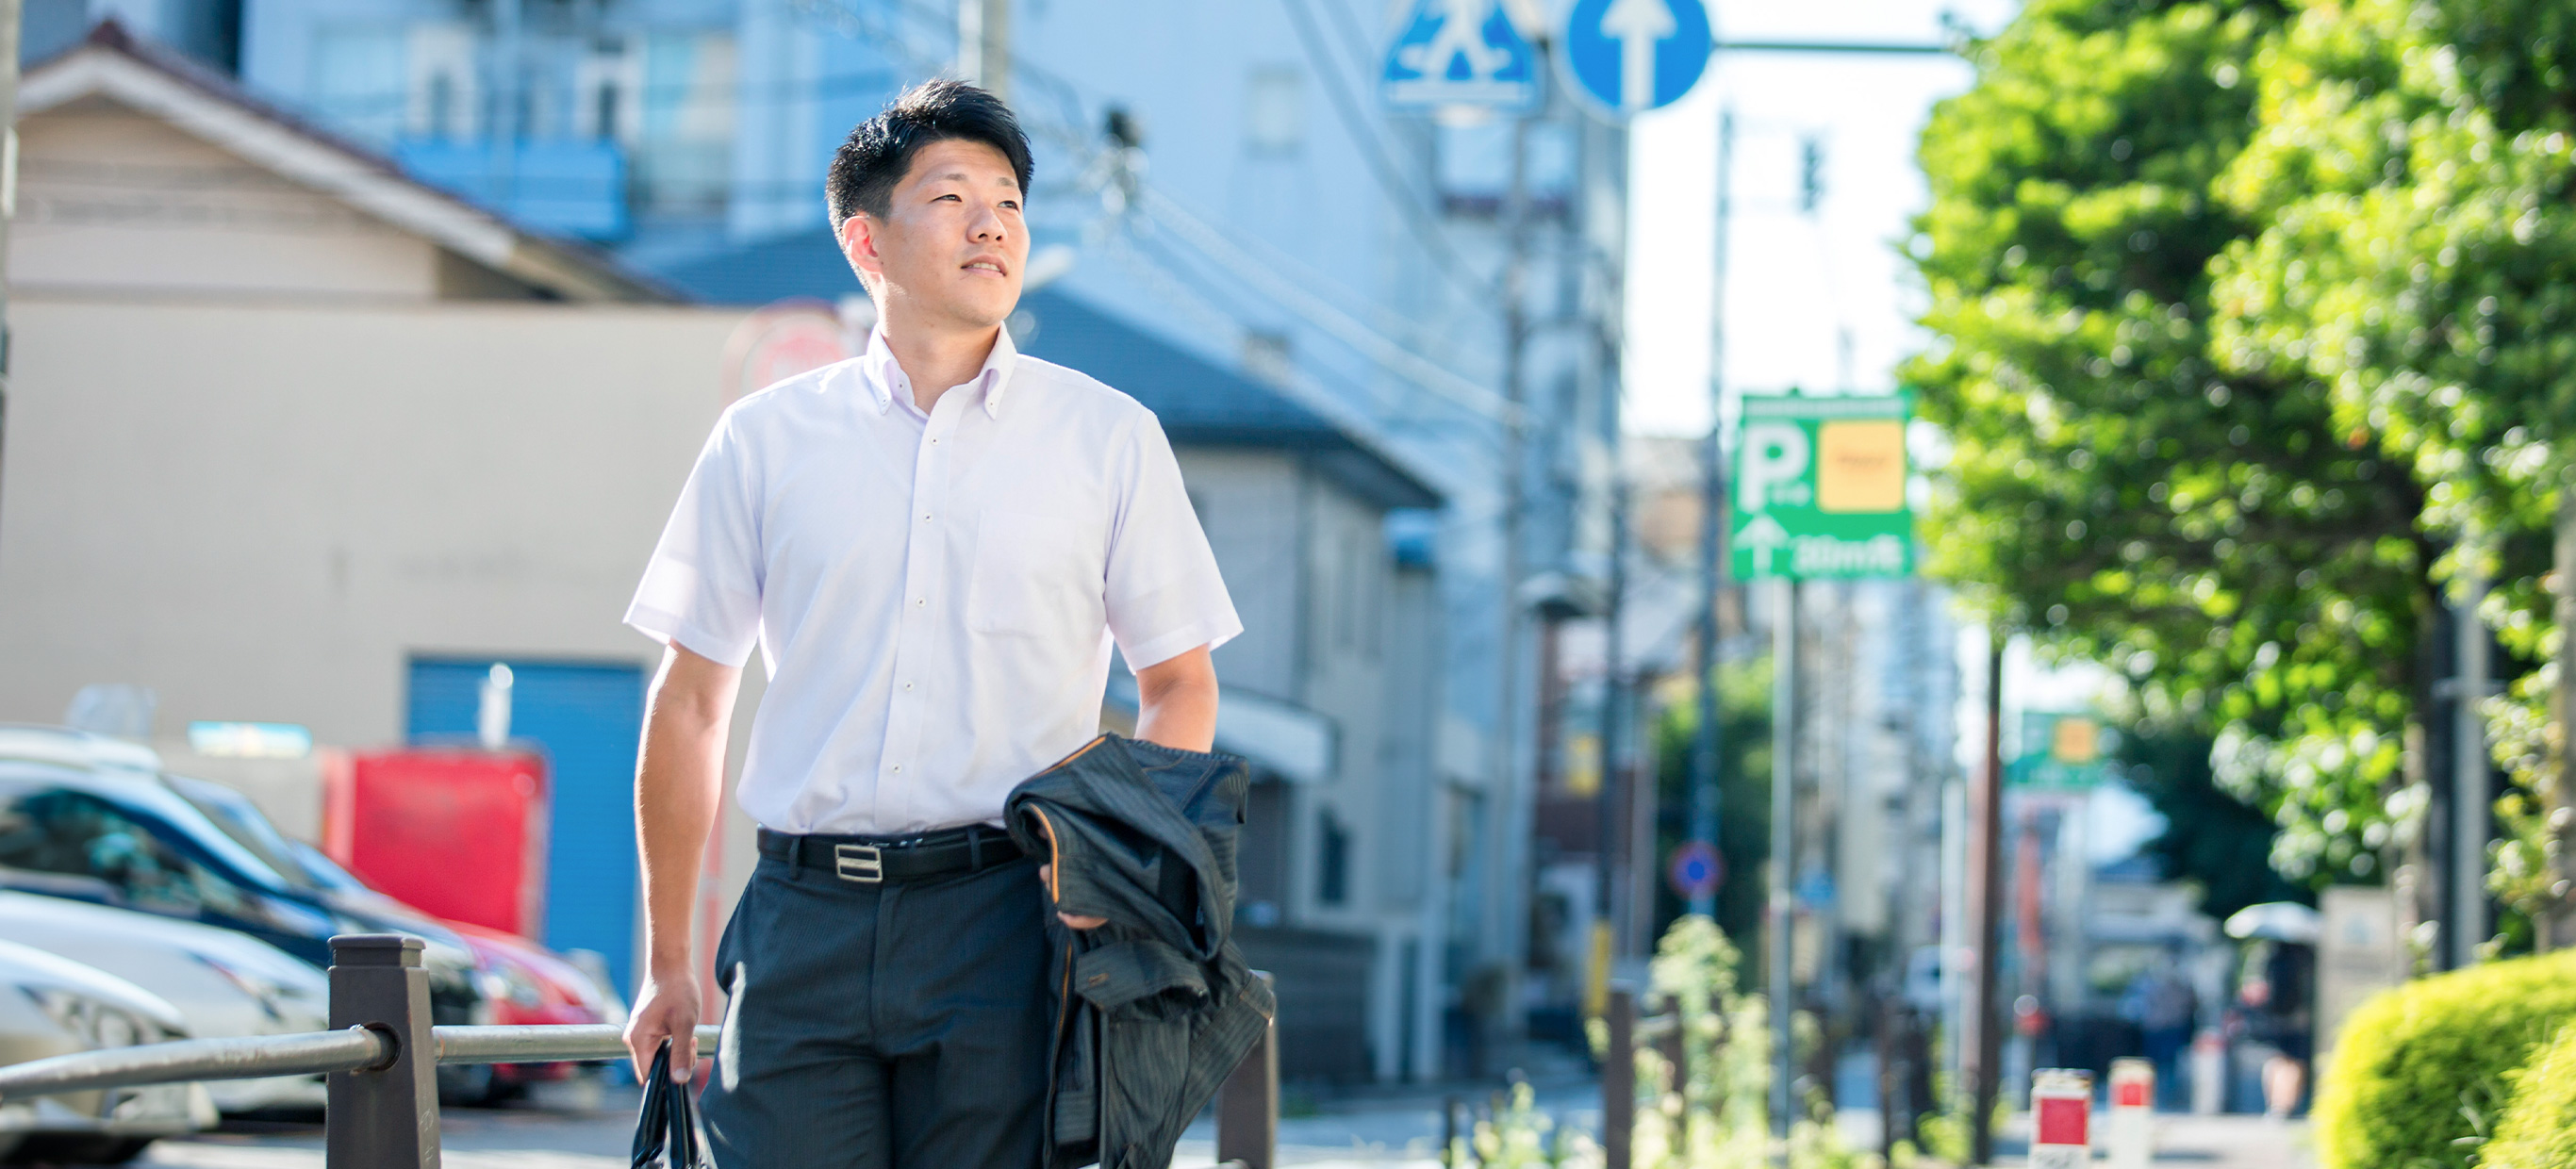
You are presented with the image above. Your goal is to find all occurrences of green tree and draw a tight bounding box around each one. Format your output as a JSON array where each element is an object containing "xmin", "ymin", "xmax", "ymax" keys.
[
  {"xmin": 2210, "ymin": 0, "xmax": 2576, "ymax": 938},
  {"xmin": 2122, "ymin": 731, "xmax": 2312, "ymax": 921},
  {"xmin": 1906, "ymin": 0, "xmax": 2440, "ymax": 888}
]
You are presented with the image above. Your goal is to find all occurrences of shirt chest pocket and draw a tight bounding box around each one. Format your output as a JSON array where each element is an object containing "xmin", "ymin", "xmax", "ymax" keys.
[{"xmin": 968, "ymin": 508, "xmax": 1107, "ymax": 638}]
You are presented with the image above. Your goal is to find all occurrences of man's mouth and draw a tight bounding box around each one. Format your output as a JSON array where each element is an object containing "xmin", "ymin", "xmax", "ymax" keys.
[{"xmin": 963, "ymin": 258, "xmax": 1009, "ymax": 276}]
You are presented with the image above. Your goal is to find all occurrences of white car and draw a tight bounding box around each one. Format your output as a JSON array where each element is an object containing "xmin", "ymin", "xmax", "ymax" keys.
[
  {"xmin": 0, "ymin": 938, "xmax": 211, "ymax": 1163},
  {"xmin": 0, "ymin": 892, "xmax": 328, "ymax": 1112}
]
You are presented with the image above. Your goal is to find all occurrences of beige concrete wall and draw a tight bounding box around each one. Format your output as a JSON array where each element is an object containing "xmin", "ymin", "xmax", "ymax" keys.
[
  {"xmin": 14, "ymin": 102, "xmax": 452, "ymax": 302},
  {"xmin": 0, "ymin": 293, "xmax": 747, "ymax": 741}
]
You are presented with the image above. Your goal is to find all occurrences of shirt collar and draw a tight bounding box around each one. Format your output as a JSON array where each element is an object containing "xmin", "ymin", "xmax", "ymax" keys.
[{"xmin": 858, "ymin": 324, "xmax": 1020, "ymax": 420}]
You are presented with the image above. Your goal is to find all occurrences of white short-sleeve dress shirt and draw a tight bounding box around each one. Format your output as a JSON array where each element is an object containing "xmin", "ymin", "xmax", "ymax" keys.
[{"xmin": 625, "ymin": 325, "xmax": 1242, "ymax": 835}]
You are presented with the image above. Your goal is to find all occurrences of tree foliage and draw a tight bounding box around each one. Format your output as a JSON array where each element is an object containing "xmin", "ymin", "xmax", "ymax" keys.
[
  {"xmin": 2209, "ymin": 0, "xmax": 2576, "ymax": 931},
  {"xmin": 1907, "ymin": 0, "xmax": 2436, "ymax": 887}
]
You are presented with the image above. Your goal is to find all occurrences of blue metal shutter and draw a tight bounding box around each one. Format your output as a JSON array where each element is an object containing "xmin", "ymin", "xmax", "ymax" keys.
[{"xmin": 406, "ymin": 657, "xmax": 647, "ymax": 996}]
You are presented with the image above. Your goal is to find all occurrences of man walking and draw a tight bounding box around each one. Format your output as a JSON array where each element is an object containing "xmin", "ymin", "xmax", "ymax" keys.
[{"xmin": 620, "ymin": 80, "xmax": 1240, "ymax": 1168}]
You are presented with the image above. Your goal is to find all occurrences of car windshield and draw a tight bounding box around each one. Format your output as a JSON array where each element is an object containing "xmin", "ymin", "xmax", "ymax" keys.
[{"xmin": 161, "ymin": 775, "xmax": 327, "ymax": 893}]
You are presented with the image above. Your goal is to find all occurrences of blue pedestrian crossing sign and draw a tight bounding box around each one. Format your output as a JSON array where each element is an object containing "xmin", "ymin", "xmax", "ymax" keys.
[
  {"xmin": 1381, "ymin": 0, "xmax": 1541, "ymax": 109},
  {"xmin": 1560, "ymin": 0, "xmax": 1713, "ymax": 116}
]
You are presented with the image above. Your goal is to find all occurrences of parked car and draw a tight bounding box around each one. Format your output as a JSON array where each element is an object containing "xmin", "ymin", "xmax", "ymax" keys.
[
  {"xmin": 164, "ymin": 776, "xmax": 626, "ymax": 1096},
  {"xmin": 0, "ymin": 938, "xmax": 210, "ymax": 1163},
  {"xmin": 0, "ymin": 891, "xmax": 328, "ymax": 1112},
  {"xmin": 0, "ymin": 728, "xmax": 494, "ymax": 1100}
]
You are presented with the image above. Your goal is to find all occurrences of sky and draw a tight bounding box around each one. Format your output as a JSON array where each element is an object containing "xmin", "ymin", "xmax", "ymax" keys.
[{"xmin": 1623, "ymin": 0, "xmax": 2021, "ymax": 436}]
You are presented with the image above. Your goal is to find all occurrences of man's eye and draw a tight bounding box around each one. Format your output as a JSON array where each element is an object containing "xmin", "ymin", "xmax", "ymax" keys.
[{"xmin": 1000, "ymin": 201, "xmax": 1020, "ymax": 210}]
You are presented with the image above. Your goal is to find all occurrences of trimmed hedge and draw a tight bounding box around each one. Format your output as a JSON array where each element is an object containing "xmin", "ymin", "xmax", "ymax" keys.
[
  {"xmin": 2485, "ymin": 1020, "xmax": 2576, "ymax": 1169},
  {"xmin": 2314, "ymin": 948, "xmax": 2576, "ymax": 1169}
]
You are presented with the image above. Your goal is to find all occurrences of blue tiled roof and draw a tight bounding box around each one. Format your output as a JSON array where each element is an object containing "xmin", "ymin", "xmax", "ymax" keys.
[{"xmin": 653, "ymin": 229, "xmax": 1441, "ymax": 508}]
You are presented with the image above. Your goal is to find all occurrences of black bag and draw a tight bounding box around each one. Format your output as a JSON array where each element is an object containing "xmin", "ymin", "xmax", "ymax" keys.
[{"xmin": 631, "ymin": 1040, "xmax": 707, "ymax": 1169}]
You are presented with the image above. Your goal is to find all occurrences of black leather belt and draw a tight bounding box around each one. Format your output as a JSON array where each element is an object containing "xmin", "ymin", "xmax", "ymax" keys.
[{"xmin": 756, "ymin": 825, "xmax": 1026, "ymax": 884}]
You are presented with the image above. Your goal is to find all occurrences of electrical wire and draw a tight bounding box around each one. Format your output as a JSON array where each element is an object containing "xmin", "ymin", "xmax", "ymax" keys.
[{"xmin": 1272, "ymin": 0, "xmax": 1488, "ymax": 300}]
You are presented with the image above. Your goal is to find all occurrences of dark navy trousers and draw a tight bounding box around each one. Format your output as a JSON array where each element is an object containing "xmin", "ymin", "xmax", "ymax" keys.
[{"xmin": 701, "ymin": 850, "xmax": 1053, "ymax": 1168}]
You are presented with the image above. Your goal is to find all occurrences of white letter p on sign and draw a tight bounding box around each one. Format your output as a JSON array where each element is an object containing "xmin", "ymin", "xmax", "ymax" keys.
[{"xmin": 1738, "ymin": 422, "xmax": 1812, "ymax": 510}]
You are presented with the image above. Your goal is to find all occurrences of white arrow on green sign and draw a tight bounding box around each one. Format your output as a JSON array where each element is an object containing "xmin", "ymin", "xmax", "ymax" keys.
[{"xmin": 1730, "ymin": 392, "xmax": 1915, "ymax": 580}]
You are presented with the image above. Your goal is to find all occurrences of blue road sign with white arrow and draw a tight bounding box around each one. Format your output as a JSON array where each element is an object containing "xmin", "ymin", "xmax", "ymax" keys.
[
  {"xmin": 1381, "ymin": 0, "xmax": 1540, "ymax": 109},
  {"xmin": 1560, "ymin": 0, "xmax": 1713, "ymax": 116}
]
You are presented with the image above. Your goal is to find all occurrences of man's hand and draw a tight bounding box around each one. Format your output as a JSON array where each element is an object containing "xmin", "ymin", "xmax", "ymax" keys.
[
  {"xmin": 1037, "ymin": 864, "xmax": 1108, "ymax": 930},
  {"xmin": 627, "ymin": 644, "xmax": 737, "ymax": 1080},
  {"xmin": 624, "ymin": 967, "xmax": 702, "ymax": 1079}
]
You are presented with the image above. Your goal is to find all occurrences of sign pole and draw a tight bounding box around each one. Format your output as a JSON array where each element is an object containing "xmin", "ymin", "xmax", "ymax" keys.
[
  {"xmin": 1686, "ymin": 107, "xmax": 1735, "ymax": 918},
  {"xmin": 1768, "ymin": 574, "xmax": 1797, "ymax": 1154},
  {"xmin": 1966, "ymin": 636, "xmax": 2007, "ymax": 1164}
]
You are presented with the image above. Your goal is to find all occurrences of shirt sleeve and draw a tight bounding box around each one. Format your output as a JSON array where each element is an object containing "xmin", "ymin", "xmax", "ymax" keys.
[
  {"xmin": 624, "ymin": 411, "xmax": 765, "ymax": 667},
  {"xmin": 1103, "ymin": 410, "xmax": 1243, "ymax": 671}
]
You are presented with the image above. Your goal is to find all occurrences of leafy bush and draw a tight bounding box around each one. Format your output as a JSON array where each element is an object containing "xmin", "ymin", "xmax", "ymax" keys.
[
  {"xmin": 2485, "ymin": 1020, "xmax": 2576, "ymax": 1169},
  {"xmin": 2314, "ymin": 949, "xmax": 2576, "ymax": 1169}
]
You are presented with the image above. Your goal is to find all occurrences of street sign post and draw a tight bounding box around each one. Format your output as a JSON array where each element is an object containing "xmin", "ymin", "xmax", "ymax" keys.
[
  {"xmin": 1731, "ymin": 392, "xmax": 1914, "ymax": 579},
  {"xmin": 1560, "ymin": 0, "xmax": 1713, "ymax": 116},
  {"xmin": 1381, "ymin": 0, "xmax": 1541, "ymax": 109}
]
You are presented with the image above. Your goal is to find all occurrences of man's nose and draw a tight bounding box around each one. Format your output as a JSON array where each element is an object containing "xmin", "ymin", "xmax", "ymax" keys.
[{"xmin": 969, "ymin": 204, "xmax": 1009, "ymax": 241}]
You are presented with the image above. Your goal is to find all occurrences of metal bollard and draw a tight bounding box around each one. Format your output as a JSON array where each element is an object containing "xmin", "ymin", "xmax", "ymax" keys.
[
  {"xmin": 1604, "ymin": 985, "xmax": 1636, "ymax": 1169},
  {"xmin": 1215, "ymin": 971, "xmax": 1278, "ymax": 1169},
  {"xmin": 325, "ymin": 934, "xmax": 439, "ymax": 1169}
]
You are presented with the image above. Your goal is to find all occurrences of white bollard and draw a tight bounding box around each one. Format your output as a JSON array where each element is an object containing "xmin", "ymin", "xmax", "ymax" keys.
[
  {"xmin": 2189, "ymin": 1028, "xmax": 2226, "ymax": 1115},
  {"xmin": 2029, "ymin": 1067, "xmax": 2094, "ymax": 1169},
  {"xmin": 2107, "ymin": 1057, "xmax": 2155, "ymax": 1169}
]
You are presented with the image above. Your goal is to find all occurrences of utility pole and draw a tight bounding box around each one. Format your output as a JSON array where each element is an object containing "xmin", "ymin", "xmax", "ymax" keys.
[
  {"xmin": 0, "ymin": 0, "xmax": 18, "ymax": 536},
  {"xmin": 2550, "ymin": 492, "xmax": 2576, "ymax": 950},
  {"xmin": 1486, "ymin": 104, "xmax": 1535, "ymax": 1071},
  {"xmin": 1768, "ymin": 575, "xmax": 1798, "ymax": 1152},
  {"xmin": 1964, "ymin": 635, "xmax": 2006, "ymax": 1164},
  {"xmin": 2453, "ymin": 546, "xmax": 2490, "ymax": 967},
  {"xmin": 1686, "ymin": 107, "xmax": 1736, "ymax": 918},
  {"xmin": 956, "ymin": 0, "xmax": 1010, "ymax": 100}
]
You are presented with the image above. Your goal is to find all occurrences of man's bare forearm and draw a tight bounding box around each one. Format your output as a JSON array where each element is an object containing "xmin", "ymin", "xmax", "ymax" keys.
[
  {"xmin": 1133, "ymin": 645, "xmax": 1218, "ymax": 752},
  {"xmin": 636, "ymin": 645, "xmax": 741, "ymax": 977}
]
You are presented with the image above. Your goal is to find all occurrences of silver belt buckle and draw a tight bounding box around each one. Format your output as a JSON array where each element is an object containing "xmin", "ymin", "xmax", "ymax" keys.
[{"xmin": 834, "ymin": 844, "xmax": 883, "ymax": 883}]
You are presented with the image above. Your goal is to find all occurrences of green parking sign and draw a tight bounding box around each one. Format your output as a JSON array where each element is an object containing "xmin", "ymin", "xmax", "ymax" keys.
[{"xmin": 1731, "ymin": 393, "xmax": 1915, "ymax": 579}]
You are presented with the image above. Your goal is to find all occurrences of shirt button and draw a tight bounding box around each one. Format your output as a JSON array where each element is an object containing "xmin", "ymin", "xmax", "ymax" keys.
[
  {"xmin": 902, "ymin": 682, "xmax": 914, "ymax": 691},
  {"xmin": 922, "ymin": 514, "xmax": 932, "ymax": 521},
  {"xmin": 916, "ymin": 598, "xmax": 926, "ymax": 607},
  {"xmin": 891, "ymin": 765, "xmax": 902, "ymax": 774}
]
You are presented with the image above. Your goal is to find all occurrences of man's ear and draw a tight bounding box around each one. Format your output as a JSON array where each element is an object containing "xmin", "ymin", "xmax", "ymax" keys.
[{"xmin": 839, "ymin": 213, "xmax": 883, "ymax": 283}]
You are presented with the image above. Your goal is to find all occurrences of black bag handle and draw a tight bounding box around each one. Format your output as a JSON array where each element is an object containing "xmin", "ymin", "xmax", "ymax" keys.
[{"xmin": 632, "ymin": 1039, "xmax": 707, "ymax": 1169}]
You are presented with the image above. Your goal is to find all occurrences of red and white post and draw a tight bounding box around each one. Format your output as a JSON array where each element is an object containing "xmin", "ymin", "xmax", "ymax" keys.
[
  {"xmin": 2107, "ymin": 1057, "xmax": 2155, "ymax": 1169},
  {"xmin": 2028, "ymin": 1068, "xmax": 2094, "ymax": 1169}
]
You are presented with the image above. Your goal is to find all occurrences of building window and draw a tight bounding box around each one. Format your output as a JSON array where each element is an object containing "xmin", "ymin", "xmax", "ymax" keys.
[
  {"xmin": 1317, "ymin": 809, "xmax": 1350, "ymax": 906},
  {"xmin": 634, "ymin": 31, "xmax": 737, "ymax": 215},
  {"xmin": 1246, "ymin": 66, "xmax": 1304, "ymax": 155},
  {"xmin": 312, "ymin": 25, "xmax": 409, "ymax": 145},
  {"xmin": 401, "ymin": 24, "xmax": 476, "ymax": 142}
]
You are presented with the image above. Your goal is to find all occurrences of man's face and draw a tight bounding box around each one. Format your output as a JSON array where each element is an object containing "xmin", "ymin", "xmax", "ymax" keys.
[{"xmin": 841, "ymin": 139, "xmax": 1027, "ymax": 330}]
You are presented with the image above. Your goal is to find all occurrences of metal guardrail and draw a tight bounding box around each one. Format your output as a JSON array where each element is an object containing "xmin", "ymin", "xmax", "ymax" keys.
[{"xmin": 0, "ymin": 934, "xmax": 1279, "ymax": 1169}]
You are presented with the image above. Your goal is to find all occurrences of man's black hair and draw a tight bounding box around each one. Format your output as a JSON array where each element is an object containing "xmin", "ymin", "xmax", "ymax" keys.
[{"xmin": 827, "ymin": 79, "xmax": 1034, "ymax": 227}]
